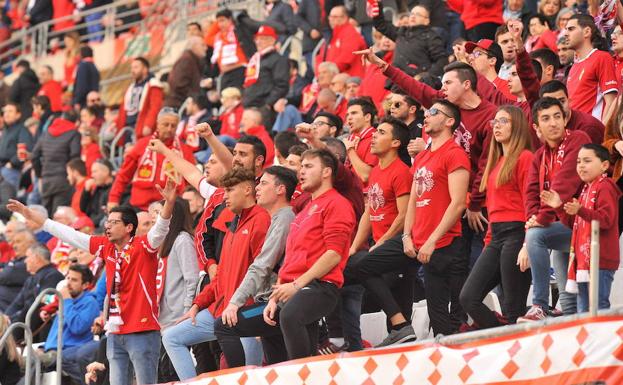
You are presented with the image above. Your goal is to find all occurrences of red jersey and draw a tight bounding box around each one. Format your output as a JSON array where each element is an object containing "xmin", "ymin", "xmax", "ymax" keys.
[
  {"xmin": 219, "ymin": 103, "xmax": 243, "ymax": 139},
  {"xmin": 193, "ymin": 205, "xmax": 271, "ymax": 317},
  {"xmin": 485, "ymin": 150, "xmax": 533, "ymax": 223},
  {"xmin": 90, "ymin": 234, "xmax": 160, "ymax": 334},
  {"xmin": 347, "ymin": 126, "xmax": 378, "ymax": 189},
  {"xmin": 367, "ymin": 158, "xmax": 412, "ymax": 242},
  {"xmin": 412, "ymin": 138, "xmax": 470, "ymax": 249},
  {"xmin": 279, "ymin": 188, "xmax": 356, "ymax": 287},
  {"xmin": 38, "ymin": 80, "xmax": 63, "ymax": 112},
  {"xmin": 567, "ymin": 49, "xmax": 619, "ymax": 120}
]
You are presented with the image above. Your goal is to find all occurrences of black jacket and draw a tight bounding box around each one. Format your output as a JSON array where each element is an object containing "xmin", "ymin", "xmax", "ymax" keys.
[
  {"xmin": 73, "ymin": 60, "xmax": 100, "ymax": 107},
  {"xmin": 32, "ymin": 118, "xmax": 81, "ymax": 197},
  {"xmin": 0, "ymin": 256, "xmax": 28, "ymax": 312},
  {"xmin": 6, "ymin": 264, "xmax": 63, "ymax": 323},
  {"xmin": 9, "ymin": 68, "xmax": 39, "ymax": 118},
  {"xmin": 242, "ymin": 50, "xmax": 290, "ymax": 108},
  {"xmin": 28, "ymin": 0, "xmax": 53, "ymax": 26},
  {"xmin": 373, "ymin": 13, "xmax": 447, "ymax": 77},
  {"xmin": 296, "ymin": 0, "xmax": 322, "ymax": 53},
  {"xmin": 80, "ymin": 183, "xmax": 111, "ymax": 229}
]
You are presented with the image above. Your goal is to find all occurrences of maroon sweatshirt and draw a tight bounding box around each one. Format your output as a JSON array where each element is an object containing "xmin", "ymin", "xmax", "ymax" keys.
[
  {"xmin": 557, "ymin": 177, "xmax": 621, "ymax": 270},
  {"xmin": 384, "ymin": 65, "xmax": 498, "ymax": 208},
  {"xmin": 525, "ymin": 130, "xmax": 591, "ymax": 226},
  {"xmin": 566, "ymin": 109, "xmax": 605, "ymax": 144}
]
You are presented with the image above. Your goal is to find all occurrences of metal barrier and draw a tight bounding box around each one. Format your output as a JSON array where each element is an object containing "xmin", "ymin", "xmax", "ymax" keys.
[
  {"xmin": 25, "ymin": 288, "xmax": 64, "ymax": 385},
  {"xmin": 311, "ymin": 39, "xmax": 325, "ymax": 73},
  {"xmin": 109, "ymin": 127, "xmax": 135, "ymax": 170},
  {"xmin": 0, "ymin": 322, "xmax": 35, "ymax": 385}
]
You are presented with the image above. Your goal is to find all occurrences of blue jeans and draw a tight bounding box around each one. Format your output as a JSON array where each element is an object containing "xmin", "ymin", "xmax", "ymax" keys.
[
  {"xmin": 162, "ymin": 309, "xmax": 261, "ymax": 380},
  {"xmin": 577, "ymin": 269, "xmax": 615, "ymax": 312},
  {"xmin": 272, "ymin": 105, "xmax": 302, "ymax": 133},
  {"xmin": 1, "ymin": 166, "xmax": 20, "ymax": 189},
  {"xmin": 107, "ymin": 331, "xmax": 160, "ymax": 385},
  {"xmin": 526, "ymin": 222, "xmax": 577, "ymax": 314}
]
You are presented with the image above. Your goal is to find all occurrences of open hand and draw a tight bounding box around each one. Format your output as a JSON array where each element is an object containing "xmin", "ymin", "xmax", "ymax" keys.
[
  {"xmin": 540, "ymin": 189, "xmax": 563, "ymax": 209},
  {"xmin": 563, "ymin": 198, "xmax": 581, "ymax": 215},
  {"xmin": 353, "ymin": 48, "xmax": 388, "ymax": 69}
]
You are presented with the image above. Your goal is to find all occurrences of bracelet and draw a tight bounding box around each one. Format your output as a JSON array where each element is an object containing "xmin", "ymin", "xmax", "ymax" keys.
[{"xmin": 401, "ymin": 233, "xmax": 411, "ymax": 240}]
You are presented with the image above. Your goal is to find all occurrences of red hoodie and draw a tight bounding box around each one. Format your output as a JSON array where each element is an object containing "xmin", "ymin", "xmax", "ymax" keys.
[
  {"xmin": 38, "ymin": 80, "xmax": 63, "ymax": 112},
  {"xmin": 48, "ymin": 118, "xmax": 76, "ymax": 136},
  {"xmin": 193, "ymin": 205, "xmax": 271, "ymax": 317},
  {"xmin": 525, "ymin": 130, "xmax": 591, "ymax": 227}
]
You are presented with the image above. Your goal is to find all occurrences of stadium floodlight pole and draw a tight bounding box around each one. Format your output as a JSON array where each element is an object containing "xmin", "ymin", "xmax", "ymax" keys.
[{"xmin": 589, "ymin": 220, "xmax": 600, "ymax": 316}]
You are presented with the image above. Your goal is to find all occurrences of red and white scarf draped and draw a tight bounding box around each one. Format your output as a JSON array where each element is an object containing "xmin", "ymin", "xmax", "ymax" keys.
[
  {"xmin": 539, "ymin": 130, "xmax": 571, "ymax": 191},
  {"xmin": 133, "ymin": 136, "xmax": 183, "ymax": 184},
  {"xmin": 243, "ymin": 46, "xmax": 275, "ymax": 88},
  {"xmin": 566, "ymin": 175, "xmax": 606, "ymax": 294},
  {"xmin": 211, "ymin": 24, "xmax": 240, "ymax": 66},
  {"xmin": 105, "ymin": 241, "xmax": 133, "ymax": 332}
]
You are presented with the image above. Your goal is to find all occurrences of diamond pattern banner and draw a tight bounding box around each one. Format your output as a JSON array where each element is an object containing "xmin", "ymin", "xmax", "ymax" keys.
[{"xmin": 163, "ymin": 316, "xmax": 623, "ymax": 385}]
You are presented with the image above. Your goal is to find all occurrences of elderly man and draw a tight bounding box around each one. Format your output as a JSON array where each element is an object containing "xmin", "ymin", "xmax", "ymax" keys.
[
  {"xmin": 0, "ymin": 229, "xmax": 36, "ymax": 311},
  {"xmin": 165, "ymin": 36, "xmax": 207, "ymax": 109},
  {"xmin": 108, "ymin": 108, "xmax": 195, "ymax": 211},
  {"xmin": 242, "ymin": 26, "xmax": 289, "ymax": 113}
]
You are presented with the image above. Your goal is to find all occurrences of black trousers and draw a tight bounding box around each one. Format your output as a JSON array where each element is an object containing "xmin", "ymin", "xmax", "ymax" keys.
[
  {"xmin": 220, "ymin": 67, "xmax": 245, "ymax": 91},
  {"xmin": 466, "ymin": 22, "xmax": 501, "ymax": 41},
  {"xmin": 214, "ymin": 280, "xmax": 339, "ymax": 368},
  {"xmin": 460, "ymin": 222, "xmax": 532, "ymax": 327},
  {"xmin": 358, "ymin": 234, "xmax": 468, "ymax": 336}
]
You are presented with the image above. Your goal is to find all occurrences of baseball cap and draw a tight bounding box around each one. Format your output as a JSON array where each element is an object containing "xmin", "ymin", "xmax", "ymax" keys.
[
  {"xmin": 465, "ymin": 39, "xmax": 503, "ymax": 72},
  {"xmin": 255, "ymin": 25, "xmax": 278, "ymax": 40}
]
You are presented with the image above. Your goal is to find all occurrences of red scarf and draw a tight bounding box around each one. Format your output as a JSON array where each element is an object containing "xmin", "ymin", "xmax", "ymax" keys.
[
  {"xmin": 211, "ymin": 24, "xmax": 241, "ymax": 66},
  {"xmin": 133, "ymin": 136, "xmax": 182, "ymax": 184},
  {"xmin": 105, "ymin": 240, "xmax": 133, "ymax": 332},
  {"xmin": 243, "ymin": 47, "xmax": 275, "ymax": 88},
  {"xmin": 156, "ymin": 256, "xmax": 168, "ymax": 305},
  {"xmin": 539, "ymin": 131, "xmax": 571, "ymax": 191},
  {"xmin": 566, "ymin": 175, "xmax": 606, "ymax": 293},
  {"xmin": 366, "ymin": 0, "xmax": 380, "ymax": 17}
]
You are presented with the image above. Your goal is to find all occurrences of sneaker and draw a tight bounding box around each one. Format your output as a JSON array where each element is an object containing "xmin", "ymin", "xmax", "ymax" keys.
[
  {"xmin": 517, "ymin": 305, "xmax": 547, "ymax": 323},
  {"xmin": 317, "ymin": 340, "xmax": 349, "ymax": 355},
  {"xmin": 375, "ymin": 324, "xmax": 416, "ymax": 348},
  {"xmin": 548, "ymin": 307, "xmax": 563, "ymax": 317}
]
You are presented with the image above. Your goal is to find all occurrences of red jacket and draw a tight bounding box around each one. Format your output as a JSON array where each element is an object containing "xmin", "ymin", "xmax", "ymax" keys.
[
  {"xmin": 38, "ymin": 80, "xmax": 63, "ymax": 112},
  {"xmin": 246, "ymin": 125, "xmax": 275, "ymax": 167},
  {"xmin": 318, "ymin": 23, "xmax": 366, "ymax": 77},
  {"xmin": 108, "ymin": 136, "xmax": 194, "ymax": 210},
  {"xmin": 279, "ymin": 188, "xmax": 356, "ymax": 287},
  {"xmin": 446, "ymin": 0, "xmax": 503, "ymax": 30},
  {"xmin": 116, "ymin": 77, "xmax": 164, "ymax": 140},
  {"xmin": 558, "ymin": 178, "xmax": 621, "ymax": 270},
  {"xmin": 193, "ymin": 205, "xmax": 271, "ymax": 317},
  {"xmin": 525, "ymin": 130, "xmax": 591, "ymax": 227}
]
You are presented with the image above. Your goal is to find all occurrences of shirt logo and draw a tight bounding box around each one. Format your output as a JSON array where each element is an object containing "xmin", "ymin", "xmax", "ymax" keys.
[
  {"xmin": 414, "ymin": 166, "xmax": 434, "ymax": 199},
  {"xmin": 367, "ymin": 183, "xmax": 385, "ymax": 212},
  {"xmin": 242, "ymin": 229, "xmax": 249, "ymax": 235}
]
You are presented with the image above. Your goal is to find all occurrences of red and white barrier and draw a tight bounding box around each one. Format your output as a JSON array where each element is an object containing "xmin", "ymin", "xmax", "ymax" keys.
[{"xmin": 164, "ymin": 315, "xmax": 623, "ymax": 385}]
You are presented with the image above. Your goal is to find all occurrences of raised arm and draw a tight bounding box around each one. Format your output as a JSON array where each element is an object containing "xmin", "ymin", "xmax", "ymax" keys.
[
  {"xmin": 147, "ymin": 179, "xmax": 176, "ymax": 249},
  {"xmin": 195, "ymin": 123, "xmax": 234, "ymax": 172}
]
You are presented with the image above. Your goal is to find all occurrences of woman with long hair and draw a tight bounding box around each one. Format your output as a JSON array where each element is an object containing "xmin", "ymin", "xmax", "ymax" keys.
[
  {"xmin": 157, "ymin": 197, "xmax": 200, "ymax": 330},
  {"xmin": 459, "ymin": 105, "xmax": 534, "ymax": 328},
  {"xmin": 63, "ymin": 31, "xmax": 81, "ymax": 88},
  {"xmin": 0, "ymin": 313, "xmax": 21, "ymax": 385}
]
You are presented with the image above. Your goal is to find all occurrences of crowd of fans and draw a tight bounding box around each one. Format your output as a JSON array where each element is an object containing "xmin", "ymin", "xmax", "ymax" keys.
[{"xmin": 2, "ymin": 0, "xmax": 623, "ymax": 384}]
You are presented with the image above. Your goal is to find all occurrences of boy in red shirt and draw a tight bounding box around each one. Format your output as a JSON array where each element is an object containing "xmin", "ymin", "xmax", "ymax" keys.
[
  {"xmin": 518, "ymin": 98, "xmax": 591, "ymax": 322},
  {"xmin": 8, "ymin": 180, "xmax": 178, "ymax": 385},
  {"xmin": 161, "ymin": 168, "xmax": 271, "ymax": 380},
  {"xmin": 541, "ymin": 144, "xmax": 621, "ymax": 312},
  {"xmin": 357, "ymin": 100, "xmax": 470, "ymax": 345}
]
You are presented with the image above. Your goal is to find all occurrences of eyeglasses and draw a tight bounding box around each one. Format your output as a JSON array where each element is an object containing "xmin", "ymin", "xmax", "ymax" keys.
[
  {"xmin": 426, "ymin": 107, "xmax": 452, "ymax": 118},
  {"xmin": 311, "ymin": 121, "xmax": 331, "ymax": 127},
  {"xmin": 470, "ymin": 50, "xmax": 488, "ymax": 58},
  {"xmin": 105, "ymin": 219, "xmax": 124, "ymax": 226},
  {"xmin": 489, "ymin": 117, "xmax": 511, "ymax": 128}
]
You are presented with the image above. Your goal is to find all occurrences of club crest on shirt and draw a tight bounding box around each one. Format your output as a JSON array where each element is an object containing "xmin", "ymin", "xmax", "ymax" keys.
[
  {"xmin": 367, "ymin": 183, "xmax": 385, "ymax": 212},
  {"xmin": 414, "ymin": 166, "xmax": 434, "ymax": 199}
]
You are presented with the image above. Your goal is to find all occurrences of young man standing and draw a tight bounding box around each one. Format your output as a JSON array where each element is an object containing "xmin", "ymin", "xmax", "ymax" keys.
[
  {"xmin": 7, "ymin": 180, "xmax": 177, "ymax": 385},
  {"xmin": 564, "ymin": 14, "xmax": 618, "ymax": 122},
  {"xmin": 358, "ymin": 100, "xmax": 470, "ymax": 345},
  {"xmin": 518, "ymin": 98, "xmax": 591, "ymax": 322},
  {"xmin": 161, "ymin": 168, "xmax": 271, "ymax": 380},
  {"xmin": 343, "ymin": 97, "xmax": 379, "ymax": 186},
  {"xmin": 215, "ymin": 149, "xmax": 356, "ymax": 365}
]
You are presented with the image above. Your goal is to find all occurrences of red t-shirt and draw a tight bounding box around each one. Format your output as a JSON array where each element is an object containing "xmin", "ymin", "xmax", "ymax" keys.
[
  {"xmin": 367, "ymin": 157, "xmax": 412, "ymax": 242},
  {"xmin": 567, "ymin": 49, "xmax": 619, "ymax": 120},
  {"xmin": 485, "ymin": 150, "xmax": 533, "ymax": 223},
  {"xmin": 279, "ymin": 188, "xmax": 356, "ymax": 288},
  {"xmin": 90, "ymin": 235, "xmax": 160, "ymax": 334},
  {"xmin": 411, "ymin": 138, "xmax": 470, "ymax": 249}
]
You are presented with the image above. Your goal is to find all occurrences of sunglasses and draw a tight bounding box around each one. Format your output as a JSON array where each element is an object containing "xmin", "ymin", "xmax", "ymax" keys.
[{"xmin": 426, "ymin": 107, "xmax": 452, "ymax": 118}]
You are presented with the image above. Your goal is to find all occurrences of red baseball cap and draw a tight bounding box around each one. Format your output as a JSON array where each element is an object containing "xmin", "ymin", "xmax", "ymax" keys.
[
  {"xmin": 73, "ymin": 216, "xmax": 95, "ymax": 233},
  {"xmin": 255, "ymin": 25, "xmax": 278, "ymax": 40},
  {"xmin": 464, "ymin": 39, "xmax": 495, "ymax": 54}
]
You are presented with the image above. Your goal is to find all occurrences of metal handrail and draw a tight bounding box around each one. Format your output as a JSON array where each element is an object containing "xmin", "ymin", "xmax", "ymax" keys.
[
  {"xmin": 110, "ymin": 127, "xmax": 134, "ymax": 170},
  {"xmin": 280, "ymin": 35, "xmax": 295, "ymax": 55},
  {"xmin": 311, "ymin": 39, "xmax": 325, "ymax": 73},
  {"xmin": 26, "ymin": 288, "xmax": 64, "ymax": 385},
  {"xmin": 0, "ymin": 322, "xmax": 35, "ymax": 385}
]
